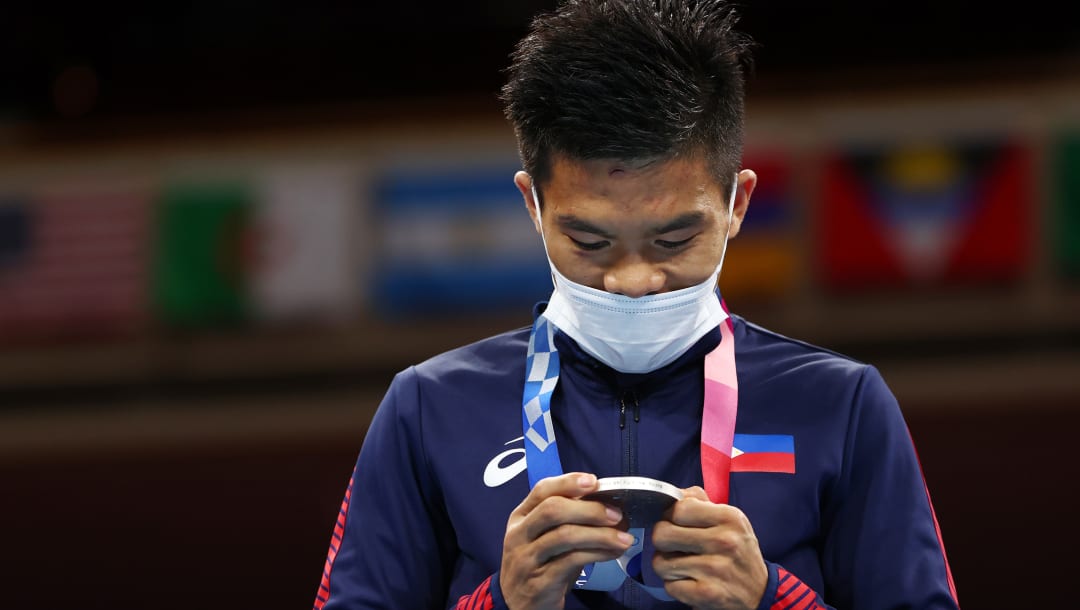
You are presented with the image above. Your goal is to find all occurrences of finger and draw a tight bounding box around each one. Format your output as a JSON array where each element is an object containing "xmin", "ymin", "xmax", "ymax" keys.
[
  {"xmin": 681, "ymin": 485, "xmax": 709, "ymax": 501},
  {"xmin": 662, "ymin": 576, "xmax": 721, "ymax": 609},
  {"xmin": 661, "ymin": 486, "xmax": 707, "ymax": 522},
  {"xmin": 653, "ymin": 515, "xmax": 755, "ymax": 556},
  {"xmin": 522, "ymin": 495, "xmax": 623, "ymax": 541},
  {"xmin": 652, "ymin": 549, "xmax": 713, "ymax": 581},
  {"xmin": 534, "ymin": 523, "xmax": 635, "ymax": 564},
  {"xmin": 515, "ymin": 472, "xmax": 599, "ymax": 516},
  {"xmin": 656, "ymin": 552, "xmax": 768, "ymax": 609},
  {"xmin": 669, "ymin": 496, "xmax": 742, "ymax": 528},
  {"xmin": 544, "ymin": 547, "xmax": 636, "ymax": 584},
  {"xmin": 653, "ymin": 519, "xmax": 710, "ymax": 554}
]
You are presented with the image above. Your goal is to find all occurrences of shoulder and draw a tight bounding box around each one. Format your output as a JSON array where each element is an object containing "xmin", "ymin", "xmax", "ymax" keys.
[
  {"xmin": 730, "ymin": 316, "xmax": 909, "ymax": 468},
  {"xmin": 730, "ymin": 314, "xmax": 899, "ymax": 418},
  {"xmin": 732, "ymin": 314, "xmax": 870, "ymax": 380},
  {"xmin": 375, "ymin": 325, "xmax": 531, "ymax": 435},
  {"xmin": 410, "ymin": 324, "xmax": 532, "ymax": 388}
]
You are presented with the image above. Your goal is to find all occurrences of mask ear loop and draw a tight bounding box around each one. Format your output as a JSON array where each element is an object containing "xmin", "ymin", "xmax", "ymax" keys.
[
  {"xmin": 531, "ymin": 182, "xmax": 548, "ymax": 243},
  {"xmin": 530, "ymin": 181, "xmax": 559, "ymax": 289},
  {"xmin": 714, "ymin": 174, "xmax": 739, "ymax": 276}
]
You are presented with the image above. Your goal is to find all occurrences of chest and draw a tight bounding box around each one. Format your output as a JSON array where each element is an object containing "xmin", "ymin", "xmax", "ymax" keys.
[{"xmin": 424, "ymin": 374, "xmax": 836, "ymax": 578}]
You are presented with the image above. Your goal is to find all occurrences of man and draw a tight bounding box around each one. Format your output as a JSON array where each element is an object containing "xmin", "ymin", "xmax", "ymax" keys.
[{"xmin": 315, "ymin": 1, "xmax": 958, "ymax": 608}]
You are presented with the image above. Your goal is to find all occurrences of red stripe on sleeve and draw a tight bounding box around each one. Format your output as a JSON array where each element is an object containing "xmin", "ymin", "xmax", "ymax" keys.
[
  {"xmin": 908, "ymin": 430, "xmax": 960, "ymax": 606},
  {"xmin": 777, "ymin": 583, "xmax": 811, "ymax": 610},
  {"xmin": 313, "ymin": 476, "xmax": 354, "ymax": 610},
  {"xmin": 771, "ymin": 568, "xmax": 822, "ymax": 610},
  {"xmin": 774, "ymin": 568, "xmax": 797, "ymax": 597},
  {"xmin": 789, "ymin": 592, "xmax": 818, "ymax": 610},
  {"xmin": 456, "ymin": 576, "xmax": 493, "ymax": 610}
]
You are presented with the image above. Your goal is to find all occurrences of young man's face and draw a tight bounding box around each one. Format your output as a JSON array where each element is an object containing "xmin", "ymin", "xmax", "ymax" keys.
[{"xmin": 515, "ymin": 155, "xmax": 755, "ymax": 296}]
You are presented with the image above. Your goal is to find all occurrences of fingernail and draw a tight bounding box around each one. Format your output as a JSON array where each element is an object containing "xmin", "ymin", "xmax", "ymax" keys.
[
  {"xmin": 605, "ymin": 506, "xmax": 622, "ymax": 523},
  {"xmin": 577, "ymin": 474, "xmax": 595, "ymax": 488},
  {"xmin": 617, "ymin": 532, "xmax": 634, "ymax": 544}
]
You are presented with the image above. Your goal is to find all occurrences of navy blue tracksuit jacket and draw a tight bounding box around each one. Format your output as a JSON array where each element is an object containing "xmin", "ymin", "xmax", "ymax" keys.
[{"xmin": 316, "ymin": 309, "xmax": 958, "ymax": 609}]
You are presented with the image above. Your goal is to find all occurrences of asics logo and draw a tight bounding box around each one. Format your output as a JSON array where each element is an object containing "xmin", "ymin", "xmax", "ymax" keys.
[{"xmin": 483, "ymin": 436, "xmax": 527, "ymax": 488}]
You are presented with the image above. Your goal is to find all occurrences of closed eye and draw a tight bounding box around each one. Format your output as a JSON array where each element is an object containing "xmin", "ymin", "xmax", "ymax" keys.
[
  {"xmin": 656, "ymin": 236, "xmax": 696, "ymax": 249},
  {"xmin": 569, "ymin": 236, "xmax": 610, "ymax": 251}
]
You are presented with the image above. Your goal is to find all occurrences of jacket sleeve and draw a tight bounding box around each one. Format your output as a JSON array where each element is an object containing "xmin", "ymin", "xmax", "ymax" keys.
[
  {"xmin": 818, "ymin": 365, "xmax": 959, "ymax": 609},
  {"xmin": 314, "ymin": 367, "xmax": 459, "ymax": 609},
  {"xmin": 452, "ymin": 572, "xmax": 510, "ymax": 610},
  {"xmin": 755, "ymin": 562, "xmax": 833, "ymax": 610}
]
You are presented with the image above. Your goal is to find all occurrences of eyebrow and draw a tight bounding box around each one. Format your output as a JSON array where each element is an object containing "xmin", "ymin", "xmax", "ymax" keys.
[
  {"xmin": 648, "ymin": 211, "xmax": 706, "ymax": 236},
  {"xmin": 556, "ymin": 215, "xmax": 616, "ymax": 239},
  {"xmin": 555, "ymin": 211, "xmax": 706, "ymax": 238}
]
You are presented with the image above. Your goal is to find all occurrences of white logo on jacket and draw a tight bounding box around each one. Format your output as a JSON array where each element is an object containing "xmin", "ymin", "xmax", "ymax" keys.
[{"xmin": 484, "ymin": 436, "xmax": 527, "ymax": 487}]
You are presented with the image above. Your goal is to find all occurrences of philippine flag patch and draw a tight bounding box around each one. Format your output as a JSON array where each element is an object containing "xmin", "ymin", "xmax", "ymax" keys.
[{"xmin": 731, "ymin": 434, "xmax": 795, "ymax": 474}]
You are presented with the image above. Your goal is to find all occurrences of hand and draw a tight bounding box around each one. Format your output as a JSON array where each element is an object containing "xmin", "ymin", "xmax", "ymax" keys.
[
  {"xmin": 500, "ymin": 472, "xmax": 635, "ymax": 610},
  {"xmin": 652, "ymin": 486, "xmax": 768, "ymax": 610}
]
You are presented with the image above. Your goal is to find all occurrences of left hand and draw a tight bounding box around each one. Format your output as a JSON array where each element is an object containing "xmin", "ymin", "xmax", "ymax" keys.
[{"xmin": 651, "ymin": 486, "xmax": 768, "ymax": 610}]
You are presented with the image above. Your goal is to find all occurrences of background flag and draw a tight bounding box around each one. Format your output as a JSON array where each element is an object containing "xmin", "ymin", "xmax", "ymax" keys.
[
  {"xmin": 1053, "ymin": 130, "xmax": 1080, "ymax": 279},
  {"xmin": 253, "ymin": 167, "xmax": 359, "ymax": 323},
  {"xmin": 0, "ymin": 185, "xmax": 150, "ymax": 342},
  {"xmin": 152, "ymin": 181, "xmax": 253, "ymax": 327},
  {"xmin": 818, "ymin": 139, "xmax": 1032, "ymax": 290},
  {"xmin": 370, "ymin": 165, "xmax": 550, "ymax": 317},
  {"xmin": 722, "ymin": 150, "xmax": 798, "ymax": 302}
]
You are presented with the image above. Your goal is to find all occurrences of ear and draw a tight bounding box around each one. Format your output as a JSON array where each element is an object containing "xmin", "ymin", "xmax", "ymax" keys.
[
  {"xmin": 726, "ymin": 168, "xmax": 757, "ymax": 240},
  {"xmin": 514, "ymin": 171, "xmax": 542, "ymax": 235}
]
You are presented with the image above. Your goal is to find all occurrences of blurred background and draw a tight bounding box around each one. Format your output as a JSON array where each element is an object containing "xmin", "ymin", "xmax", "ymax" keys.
[{"xmin": 2, "ymin": 1, "xmax": 1079, "ymax": 608}]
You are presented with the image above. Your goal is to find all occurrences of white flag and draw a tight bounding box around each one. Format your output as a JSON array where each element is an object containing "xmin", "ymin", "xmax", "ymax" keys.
[{"xmin": 253, "ymin": 166, "xmax": 359, "ymax": 323}]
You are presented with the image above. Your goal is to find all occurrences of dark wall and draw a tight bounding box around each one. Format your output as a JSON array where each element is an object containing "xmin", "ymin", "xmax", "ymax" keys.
[{"xmin": 5, "ymin": 1, "xmax": 1079, "ymax": 121}]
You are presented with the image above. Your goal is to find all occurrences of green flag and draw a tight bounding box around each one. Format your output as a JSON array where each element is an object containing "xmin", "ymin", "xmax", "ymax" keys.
[
  {"xmin": 152, "ymin": 182, "xmax": 253, "ymax": 326},
  {"xmin": 1055, "ymin": 131, "xmax": 1080, "ymax": 279}
]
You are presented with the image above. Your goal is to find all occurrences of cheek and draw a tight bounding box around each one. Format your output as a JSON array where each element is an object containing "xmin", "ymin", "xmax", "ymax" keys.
[
  {"xmin": 672, "ymin": 239, "xmax": 726, "ymax": 281},
  {"xmin": 545, "ymin": 242, "xmax": 604, "ymax": 286},
  {"xmin": 667, "ymin": 265, "xmax": 717, "ymax": 290}
]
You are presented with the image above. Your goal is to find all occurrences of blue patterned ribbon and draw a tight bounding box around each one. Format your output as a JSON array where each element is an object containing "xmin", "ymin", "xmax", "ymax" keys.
[{"xmin": 522, "ymin": 315, "xmax": 692, "ymax": 600}]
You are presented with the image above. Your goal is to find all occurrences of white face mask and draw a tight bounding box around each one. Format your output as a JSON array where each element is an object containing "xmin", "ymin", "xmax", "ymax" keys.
[{"xmin": 533, "ymin": 176, "xmax": 738, "ymax": 374}]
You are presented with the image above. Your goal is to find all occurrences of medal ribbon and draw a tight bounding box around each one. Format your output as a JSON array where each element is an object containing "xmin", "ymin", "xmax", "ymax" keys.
[{"xmin": 520, "ymin": 303, "xmax": 738, "ymax": 599}]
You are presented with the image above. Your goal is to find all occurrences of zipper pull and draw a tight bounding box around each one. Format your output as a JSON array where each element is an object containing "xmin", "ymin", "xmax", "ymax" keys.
[
  {"xmin": 619, "ymin": 396, "xmax": 627, "ymax": 429},
  {"xmin": 633, "ymin": 391, "xmax": 641, "ymax": 423}
]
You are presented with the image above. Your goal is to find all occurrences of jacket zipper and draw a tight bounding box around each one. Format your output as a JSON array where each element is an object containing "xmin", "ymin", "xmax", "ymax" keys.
[
  {"xmin": 618, "ymin": 390, "xmax": 639, "ymax": 476},
  {"xmin": 618, "ymin": 389, "xmax": 641, "ymax": 607}
]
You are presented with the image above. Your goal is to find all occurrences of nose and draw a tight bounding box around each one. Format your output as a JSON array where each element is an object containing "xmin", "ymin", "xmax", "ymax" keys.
[{"xmin": 603, "ymin": 259, "xmax": 665, "ymax": 298}]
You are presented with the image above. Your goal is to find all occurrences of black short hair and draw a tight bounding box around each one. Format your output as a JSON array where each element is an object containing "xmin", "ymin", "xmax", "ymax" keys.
[{"xmin": 501, "ymin": 0, "xmax": 754, "ymax": 193}]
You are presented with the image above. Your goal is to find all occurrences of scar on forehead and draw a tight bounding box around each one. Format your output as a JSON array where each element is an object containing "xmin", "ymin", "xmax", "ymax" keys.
[
  {"xmin": 607, "ymin": 158, "xmax": 659, "ymax": 177},
  {"xmin": 608, "ymin": 160, "xmax": 654, "ymax": 177}
]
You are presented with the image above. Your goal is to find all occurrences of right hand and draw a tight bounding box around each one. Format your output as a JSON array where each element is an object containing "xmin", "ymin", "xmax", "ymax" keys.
[{"xmin": 499, "ymin": 472, "xmax": 634, "ymax": 610}]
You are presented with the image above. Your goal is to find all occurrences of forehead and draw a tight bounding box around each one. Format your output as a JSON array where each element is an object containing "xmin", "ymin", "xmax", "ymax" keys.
[{"xmin": 542, "ymin": 154, "xmax": 724, "ymax": 215}]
